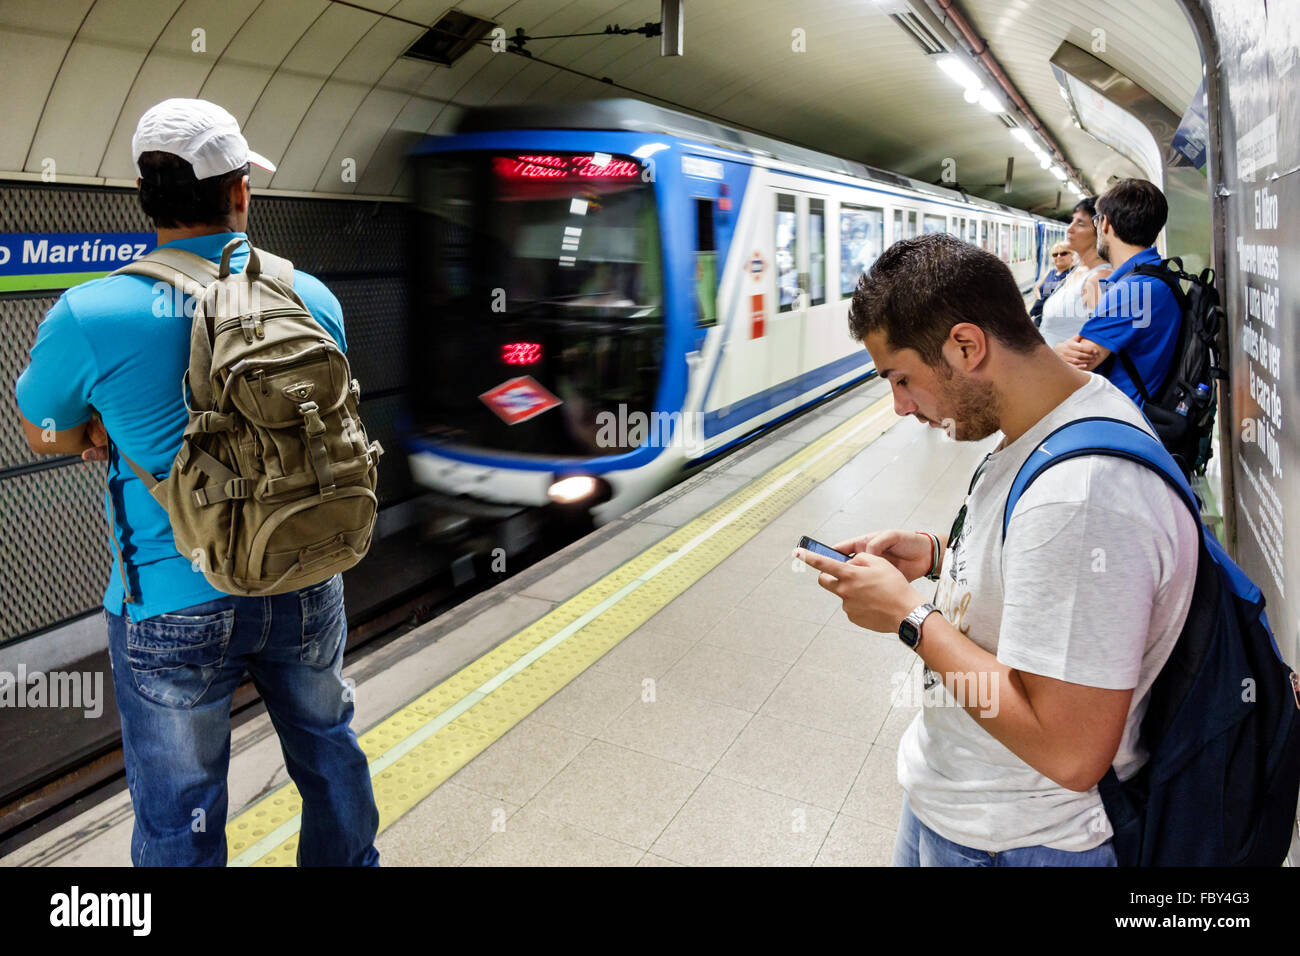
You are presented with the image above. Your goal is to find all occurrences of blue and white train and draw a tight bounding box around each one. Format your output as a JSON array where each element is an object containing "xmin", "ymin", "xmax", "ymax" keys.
[{"xmin": 404, "ymin": 99, "xmax": 1068, "ymax": 526}]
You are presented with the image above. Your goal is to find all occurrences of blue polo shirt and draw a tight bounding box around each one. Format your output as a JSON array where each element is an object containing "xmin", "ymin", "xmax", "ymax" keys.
[
  {"xmin": 15, "ymin": 231, "xmax": 346, "ymax": 621},
  {"xmin": 1078, "ymin": 247, "xmax": 1182, "ymax": 403}
]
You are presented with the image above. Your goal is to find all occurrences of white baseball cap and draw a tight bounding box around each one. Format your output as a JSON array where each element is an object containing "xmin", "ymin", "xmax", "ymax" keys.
[{"xmin": 132, "ymin": 98, "xmax": 276, "ymax": 180}]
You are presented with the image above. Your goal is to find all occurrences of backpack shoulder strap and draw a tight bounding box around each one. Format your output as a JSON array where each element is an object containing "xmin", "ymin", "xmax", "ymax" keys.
[
  {"xmin": 1130, "ymin": 261, "xmax": 1189, "ymax": 306},
  {"xmin": 1114, "ymin": 350, "xmax": 1153, "ymax": 404},
  {"xmin": 1002, "ymin": 416, "xmax": 1201, "ymax": 541},
  {"xmin": 252, "ymin": 247, "xmax": 295, "ymax": 288},
  {"xmin": 110, "ymin": 246, "xmax": 220, "ymax": 296}
]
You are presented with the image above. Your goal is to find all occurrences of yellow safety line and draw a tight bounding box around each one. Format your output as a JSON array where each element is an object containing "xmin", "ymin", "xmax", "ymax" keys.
[{"xmin": 226, "ymin": 393, "xmax": 899, "ymax": 865}]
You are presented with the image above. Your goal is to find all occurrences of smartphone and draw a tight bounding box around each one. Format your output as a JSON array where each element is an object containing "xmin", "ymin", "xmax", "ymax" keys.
[{"xmin": 797, "ymin": 535, "xmax": 853, "ymax": 562}]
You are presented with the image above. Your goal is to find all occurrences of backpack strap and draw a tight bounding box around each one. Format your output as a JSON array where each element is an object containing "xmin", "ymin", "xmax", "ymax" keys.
[
  {"xmin": 90, "ymin": 420, "xmax": 162, "ymax": 606},
  {"xmin": 215, "ymin": 236, "xmax": 296, "ymax": 288},
  {"xmin": 1114, "ymin": 350, "xmax": 1153, "ymax": 404},
  {"xmin": 1002, "ymin": 416, "xmax": 1202, "ymax": 541},
  {"xmin": 1004, "ymin": 416, "xmax": 1208, "ymax": 810},
  {"xmin": 1109, "ymin": 260, "xmax": 1189, "ymax": 407},
  {"xmin": 110, "ymin": 246, "xmax": 220, "ymax": 297},
  {"xmin": 254, "ymin": 248, "xmax": 295, "ymax": 287}
]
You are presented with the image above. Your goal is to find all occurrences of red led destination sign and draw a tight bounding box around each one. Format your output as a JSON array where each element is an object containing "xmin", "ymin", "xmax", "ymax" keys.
[
  {"xmin": 493, "ymin": 154, "xmax": 642, "ymax": 181},
  {"xmin": 502, "ymin": 342, "xmax": 543, "ymax": 365}
]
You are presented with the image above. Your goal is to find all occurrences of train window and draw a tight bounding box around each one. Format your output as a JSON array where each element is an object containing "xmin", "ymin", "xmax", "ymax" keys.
[
  {"xmin": 923, "ymin": 213, "xmax": 946, "ymax": 235},
  {"xmin": 980, "ymin": 220, "xmax": 988, "ymax": 250},
  {"xmin": 841, "ymin": 203, "xmax": 884, "ymax": 296},
  {"xmin": 809, "ymin": 198, "xmax": 826, "ymax": 306},
  {"xmin": 693, "ymin": 197, "xmax": 717, "ymax": 327},
  {"xmin": 776, "ymin": 193, "xmax": 799, "ymax": 313},
  {"xmin": 907, "ymin": 211, "xmax": 919, "ymax": 238},
  {"xmin": 999, "ymin": 223, "xmax": 1011, "ymax": 261},
  {"xmin": 892, "ymin": 209, "xmax": 903, "ymax": 244},
  {"xmin": 968, "ymin": 218, "xmax": 978, "ymax": 244}
]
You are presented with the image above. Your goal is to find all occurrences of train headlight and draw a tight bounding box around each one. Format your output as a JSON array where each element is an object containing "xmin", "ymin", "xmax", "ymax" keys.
[{"xmin": 548, "ymin": 476, "xmax": 599, "ymax": 504}]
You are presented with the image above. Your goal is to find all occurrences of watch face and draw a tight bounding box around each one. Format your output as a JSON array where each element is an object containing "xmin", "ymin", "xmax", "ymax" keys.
[{"xmin": 899, "ymin": 620, "xmax": 920, "ymax": 648}]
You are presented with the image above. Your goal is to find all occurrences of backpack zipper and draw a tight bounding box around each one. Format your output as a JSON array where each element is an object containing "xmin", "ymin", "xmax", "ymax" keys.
[{"xmin": 214, "ymin": 308, "xmax": 305, "ymax": 343}]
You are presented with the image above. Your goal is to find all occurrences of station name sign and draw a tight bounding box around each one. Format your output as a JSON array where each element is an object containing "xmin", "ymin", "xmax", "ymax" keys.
[{"xmin": 0, "ymin": 231, "xmax": 156, "ymax": 291}]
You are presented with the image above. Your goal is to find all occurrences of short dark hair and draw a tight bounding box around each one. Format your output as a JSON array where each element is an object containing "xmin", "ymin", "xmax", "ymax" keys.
[
  {"xmin": 1073, "ymin": 196, "xmax": 1097, "ymax": 218},
  {"xmin": 848, "ymin": 233, "xmax": 1043, "ymax": 363},
  {"xmin": 1095, "ymin": 178, "xmax": 1167, "ymax": 247},
  {"xmin": 136, "ymin": 151, "xmax": 248, "ymax": 228}
]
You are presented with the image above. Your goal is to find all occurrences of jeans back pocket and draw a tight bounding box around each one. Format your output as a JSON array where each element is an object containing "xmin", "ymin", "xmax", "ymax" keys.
[
  {"xmin": 126, "ymin": 608, "xmax": 235, "ymax": 708},
  {"xmin": 299, "ymin": 574, "xmax": 346, "ymax": 667}
]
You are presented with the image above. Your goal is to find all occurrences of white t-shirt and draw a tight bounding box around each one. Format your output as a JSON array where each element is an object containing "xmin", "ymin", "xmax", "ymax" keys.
[
  {"xmin": 1038, "ymin": 263, "xmax": 1110, "ymax": 346},
  {"xmin": 896, "ymin": 373, "xmax": 1199, "ymax": 852}
]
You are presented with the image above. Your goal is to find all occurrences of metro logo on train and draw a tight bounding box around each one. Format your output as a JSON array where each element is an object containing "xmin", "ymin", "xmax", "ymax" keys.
[{"xmin": 479, "ymin": 376, "xmax": 563, "ymax": 425}]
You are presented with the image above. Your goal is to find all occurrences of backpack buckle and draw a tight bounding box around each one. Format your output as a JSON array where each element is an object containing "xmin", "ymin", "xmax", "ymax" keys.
[
  {"xmin": 192, "ymin": 477, "xmax": 249, "ymax": 507},
  {"xmin": 298, "ymin": 401, "xmax": 326, "ymax": 436}
]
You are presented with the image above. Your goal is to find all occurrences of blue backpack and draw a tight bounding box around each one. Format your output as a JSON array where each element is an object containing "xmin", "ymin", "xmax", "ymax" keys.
[{"xmin": 1004, "ymin": 417, "xmax": 1300, "ymax": 866}]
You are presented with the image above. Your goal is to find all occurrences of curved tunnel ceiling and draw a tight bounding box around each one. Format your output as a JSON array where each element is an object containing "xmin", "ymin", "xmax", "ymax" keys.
[{"xmin": 0, "ymin": 0, "xmax": 1203, "ymax": 214}]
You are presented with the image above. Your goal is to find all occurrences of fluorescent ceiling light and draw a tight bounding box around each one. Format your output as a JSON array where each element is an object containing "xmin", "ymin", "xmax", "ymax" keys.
[
  {"xmin": 977, "ymin": 89, "xmax": 1004, "ymax": 112},
  {"xmin": 1050, "ymin": 165, "xmax": 1068, "ymax": 180},
  {"xmin": 936, "ymin": 54, "xmax": 981, "ymax": 91},
  {"xmin": 1010, "ymin": 128, "xmax": 1034, "ymax": 146}
]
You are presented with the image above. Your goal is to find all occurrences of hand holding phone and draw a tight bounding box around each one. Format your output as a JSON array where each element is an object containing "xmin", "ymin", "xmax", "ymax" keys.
[
  {"xmin": 842, "ymin": 530, "xmax": 936, "ymax": 581},
  {"xmin": 796, "ymin": 535, "xmax": 853, "ymax": 562}
]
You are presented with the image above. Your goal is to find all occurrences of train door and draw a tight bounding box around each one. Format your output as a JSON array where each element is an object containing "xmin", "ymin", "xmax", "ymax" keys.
[
  {"xmin": 769, "ymin": 190, "xmax": 817, "ymax": 405},
  {"xmin": 690, "ymin": 195, "xmax": 720, "ymax": 358}
]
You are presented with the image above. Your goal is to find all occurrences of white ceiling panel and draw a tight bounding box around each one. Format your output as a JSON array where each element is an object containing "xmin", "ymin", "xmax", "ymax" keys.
[
  {"xmin": 0, "ymin": 0, "xmax": 93, "ymax": 171},
  {"xmin": 196, "ymin": 0, "xmax": 330, "ymax": 129},
  {"xmin": 26, "ymin": 0, "xmax": 178, "ymax": 176},
  {"xmin": 0, "ymin": 0, "xmax": 1205, "ymax": 212},
  {"xmin": 99, "ymin": 0, "xmax": 267, "ymax": 181}
]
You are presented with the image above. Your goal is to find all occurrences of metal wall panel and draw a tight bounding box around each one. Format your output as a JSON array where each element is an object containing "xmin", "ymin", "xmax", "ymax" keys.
[
  {"xmin": 0, "ymin": 463, "xmax": 111, "ymax": 641},
  {"xmin": 0, "ymin": 295, "xmax": 57, "ymax": 469},
  {"xmin": 1, "ymin": 182, "xmax": 413, "ymax": 646}
]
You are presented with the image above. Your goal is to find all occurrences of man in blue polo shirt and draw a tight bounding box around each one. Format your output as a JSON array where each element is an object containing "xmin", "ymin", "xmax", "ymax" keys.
[
  {"xmin": 1055, "ymin": 178, "xmax": 1181, "ymax": 402},
  {"xmin": 15, "ymin": 99, "xmax": 378, "ymax": 867}
]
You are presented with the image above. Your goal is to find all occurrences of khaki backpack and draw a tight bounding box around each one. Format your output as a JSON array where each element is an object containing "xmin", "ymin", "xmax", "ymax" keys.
[{"xmin": 104, "ymin": 236, "xmax": 382, "ymax": 600}]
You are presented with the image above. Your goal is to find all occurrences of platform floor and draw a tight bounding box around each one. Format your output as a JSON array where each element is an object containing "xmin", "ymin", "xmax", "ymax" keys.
[{"xmin": 5, "ymin": 376, "xmax": 998, "ymax": 867}]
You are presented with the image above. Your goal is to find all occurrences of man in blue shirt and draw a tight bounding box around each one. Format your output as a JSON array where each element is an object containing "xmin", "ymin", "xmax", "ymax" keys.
[
  {"xmin": 1055, "ymin": 179, "xmax": 1181, "ymax": 403},
  {"xmin": 15, "ymin": 99, "xmax": 378, "ymax": 866}
]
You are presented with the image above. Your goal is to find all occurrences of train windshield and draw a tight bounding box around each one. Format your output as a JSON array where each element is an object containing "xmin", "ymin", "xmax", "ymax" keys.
[{"xmin": 409, "ymin": 150, "xmax": 666, "ymax": 457}]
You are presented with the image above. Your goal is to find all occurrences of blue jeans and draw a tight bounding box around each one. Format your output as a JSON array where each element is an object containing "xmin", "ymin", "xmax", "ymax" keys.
[
  {"xmin": 105, "ymin": 574, "xmax": 379, "ymax": 866},
  {"xmin": 892, "ymin": 795, "xmax": 1117, "ymax": 867}
]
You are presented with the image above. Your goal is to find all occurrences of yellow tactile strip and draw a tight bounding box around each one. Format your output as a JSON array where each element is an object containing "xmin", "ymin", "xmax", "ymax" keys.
[{"xmin": 226, "ymin": 393, "xmax": 898, "ymax": 865}]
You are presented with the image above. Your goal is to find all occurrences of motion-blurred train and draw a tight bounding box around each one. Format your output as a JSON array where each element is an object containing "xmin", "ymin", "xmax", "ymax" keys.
[{"xmin": 404, "ymin": 99, "xmax": 1070, "ymax": 528}]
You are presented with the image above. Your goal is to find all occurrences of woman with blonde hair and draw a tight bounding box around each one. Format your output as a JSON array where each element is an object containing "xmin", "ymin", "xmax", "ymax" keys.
[{"xmin": 1029, "ymin": 240, "xmax": 1077, "ymax": 326}]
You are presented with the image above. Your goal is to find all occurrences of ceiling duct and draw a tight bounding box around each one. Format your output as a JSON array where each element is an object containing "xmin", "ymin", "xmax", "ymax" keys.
[
  {"xmin": 889, "ymin": 12, "xmax": 947, "ymax": 55},
  {"xmin": 402, "ymin": 9, "xmax": 496, "ymax": 66}
]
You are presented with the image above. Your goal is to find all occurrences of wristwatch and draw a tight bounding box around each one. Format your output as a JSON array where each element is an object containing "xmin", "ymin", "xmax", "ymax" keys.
[{"xmin": 898, "ymin": 602, "xmax": 938, "ymax": 650}]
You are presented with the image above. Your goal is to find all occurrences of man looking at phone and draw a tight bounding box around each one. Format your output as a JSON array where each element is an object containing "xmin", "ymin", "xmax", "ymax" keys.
[{"xmin": 795, "ymin": 233, "xmax": 1197, "ymax": 866}]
